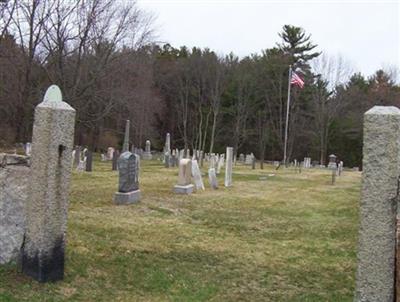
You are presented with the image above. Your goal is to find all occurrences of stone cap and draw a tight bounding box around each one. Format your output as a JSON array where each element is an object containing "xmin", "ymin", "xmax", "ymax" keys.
[
  {"xmin": 37, "ymin": 85, "xmax": 75, "ymax": 111},
  {"xmin": 365, "ymin": 106, "xmax": 400, "ymax": 115}
]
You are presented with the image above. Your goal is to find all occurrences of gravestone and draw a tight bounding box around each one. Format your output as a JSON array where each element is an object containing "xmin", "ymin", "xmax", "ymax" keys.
[
  {"xmin": 239, "ymin": 153, "xmax": 244, "ymax": 162},
  {"xmin": 74, "ymin": 146, "xmax": 81, "ymax": 167},
  {"xmin": 107, "ymin": 147, "xmax": 114, "ymax": 160},
  {"xmin": 114, "ymin": 152, "xmax": 140, "ymax": 204},
  {"xmin": 173, "ymin": 159, "xmax": 194, "ymax": 194},
  {"xmin": 86, "ymin": 151, "xmax": 93, "ymax": 172},
  {"xmin": 112, "ymin": 150, "xmax": 119, "ymax": 171},
  {"xmin": 191, "ymin": 160, "xmax": 205, "ymax": 190},
  {"xmin": 217, "ymin": 154, "xmax": 224, "ymax": 174},
  {"xmin": 25, "ymin": 142, "xmax": 31, "ymax": 156},
  {"xmin": 210, "ymin": 154, "xmax": 216, "ymax": 169},
  {"xmin": 21, "ymin": 85, "xmax": 75, "ymax": 282},
  {"xmin": 252, "ymin": 155, "xmax": 256, "ymax": 170},
  {"xmin": 225, "ymin": 147, "xmax": 233, "ymax": 187},
  {"xmin": 355, "ymin": 106, "xmax": 400, "ymax": 301},
  {"xmin": 208, "ymin": 167, "xmax": 218, "ymax": 189},
  {"xmin": 328, "ymin": 154, "xmax": 337, "ymax": 169},
  {"xmin": 143, "ymin": 140, "xmax": 152, "ymax": 160}
]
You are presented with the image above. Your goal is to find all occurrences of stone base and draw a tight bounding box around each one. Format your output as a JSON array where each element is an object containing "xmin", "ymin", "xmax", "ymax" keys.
[
  {"xmin": 143, "ymin": 153, "xmax": 152, "ymax": 160},
  {"xmin": 114, "ymin": 190, "xmax": 141, "ymax": 205},
  {"xmin": 173, "ymin": 184, "xmax": 194, "ymax": 194}
]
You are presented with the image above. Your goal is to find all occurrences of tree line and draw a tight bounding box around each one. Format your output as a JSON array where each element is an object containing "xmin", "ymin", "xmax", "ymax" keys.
[{"xmin": 1, "ymin": 0, "xmax": 399, "ymax": 167}]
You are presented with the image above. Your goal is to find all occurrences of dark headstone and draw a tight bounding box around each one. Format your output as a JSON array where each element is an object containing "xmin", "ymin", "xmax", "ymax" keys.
[
  {"xmin": 118, "ymin": 151, "xmax": 139, "ymax": 193},
  {"xmin": 112, "ymin": 150, "xmax": 119, "ymax": 171},
  {"xmin": 86, "ymin": 151, "xmax": 93, "ymax": 172}
]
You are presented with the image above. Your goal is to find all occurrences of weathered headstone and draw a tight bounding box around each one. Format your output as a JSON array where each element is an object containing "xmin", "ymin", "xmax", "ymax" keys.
[
  {"xmin": 355, "ymin": 106, "xmax": 400, "ymax": 301},
  {"xmin": 208, "ymin": 167, "xmax": 218, "ymax": 189},
  {"xmin": 143, "ymin": 140, "xmax": 152, "ymax": 160},
  {"xmin": 25, "ymin": 142, "xmax": 31, "ymax": 156},
  {"xmin": 173, "ymin": 159, "xmax": 194, "ymax": 194},
  {"xmin": 225, "ymin": 147, "xmax": 233, "ymax": 187},
  {"xmin": 328, "ymin": 154, "xmax": 337, "ymax": 169},
  {"xmin": 217, "ymin": 154, "xmax": 224, "ymax": 174},
  {"xmin": 191, "ymin": 160, "xmax": 205, "ymax": 190},
  {"xmin": 21, "ymin": 85, "xmax": 75, "ymax": 282},
  {"xmin": 252, "ymin": 155, "xmax": 256, "ymax": 170},
  {"xmin": 107, "ymin": 147, "xmax": 114, "ymax": 160},
  {"xmin": 114, "ymin": 152, "xmax": 140, "ymax": 204},
  {"xmin": 86, "ymin": 151, "xmax": 93, "ymax": 172},
  {"xmin": 112, "ymin": 150, "xmax": 119, "ymax": 171},
  {"xmin": 74, "ymin": 146, "xmax": 81, "ymax": 167}
]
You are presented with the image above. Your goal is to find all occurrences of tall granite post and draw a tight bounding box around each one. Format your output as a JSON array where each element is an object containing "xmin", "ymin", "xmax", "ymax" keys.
[
  {"xmin": 122, "ymin": 120, "xmax": 130, "ymax": 152},
  {"xmin": 21, "ymin": 85, "xmax": 75, "ymax": 282},
  {"xmin": 355, "ymin": 106, "xmax": 400, "ymax": 301},
  {"xmin": 225, "ymin": 147, "xmax": 233, "ymax": 187}
]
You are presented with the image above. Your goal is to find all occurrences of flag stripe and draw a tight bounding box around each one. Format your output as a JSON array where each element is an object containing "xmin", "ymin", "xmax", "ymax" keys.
[{"xmin": 291, "ymin": 71, "xmax": 304, "ymax": 88}]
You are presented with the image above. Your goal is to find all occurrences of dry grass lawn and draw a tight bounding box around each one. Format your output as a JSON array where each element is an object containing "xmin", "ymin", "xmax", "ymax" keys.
[{"xmin": 0, "ymin": 157, "xmax": 361, "ymax": 301}]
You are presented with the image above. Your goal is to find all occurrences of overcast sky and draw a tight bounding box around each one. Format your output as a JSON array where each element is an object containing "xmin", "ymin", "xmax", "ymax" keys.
[{"xmin": 137, "ymin": 0, "xmax": 399, "ymax": 79}]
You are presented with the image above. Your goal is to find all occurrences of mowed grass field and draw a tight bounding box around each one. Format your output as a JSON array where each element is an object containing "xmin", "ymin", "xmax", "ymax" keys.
[{"xmin": 0, "ymin": 157, "xmax": 361, "ymax": 301}]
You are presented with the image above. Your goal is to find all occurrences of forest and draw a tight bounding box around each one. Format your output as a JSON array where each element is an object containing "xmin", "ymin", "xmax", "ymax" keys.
[{"xmin": 1, "ymin": 0, "xmax": 399, "ymax": 167}]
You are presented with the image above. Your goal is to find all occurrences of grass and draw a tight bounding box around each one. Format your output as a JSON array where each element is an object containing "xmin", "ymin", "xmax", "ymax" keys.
[{"xmin": 0, "ymin": 157, "xmax": 361, "ymax": 301}]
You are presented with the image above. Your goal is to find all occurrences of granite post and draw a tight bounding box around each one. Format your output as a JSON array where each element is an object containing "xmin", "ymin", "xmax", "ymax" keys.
[
  {"xmin": 355, "ymin": 106, "xmax": 400, "ymax": 301},
  {"xmin": 21, "ymin": 85, "xmax": 75, "ymax": 282},
  {"xmin": 225, "ymin": 147, "xmax": 233, "ymax": 187}
]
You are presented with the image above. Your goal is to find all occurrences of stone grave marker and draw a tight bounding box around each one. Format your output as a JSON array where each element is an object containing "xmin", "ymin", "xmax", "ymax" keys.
[
  {"xmin": 191, "ymin": 159, "xmax": 205, "ymax": 190},
  {"xmin": 173, "ymin": 159, "xmax": 194, "ymax": 194},
  {"xmin": 225, "ymin": 147, "xmax": 233, "ymax": 187}
]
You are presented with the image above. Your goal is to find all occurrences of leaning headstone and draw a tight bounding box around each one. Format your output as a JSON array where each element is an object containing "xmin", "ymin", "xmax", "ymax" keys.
[
  {"xmin": 86, "ymin": 151, "xmax": 93, "ymax": 172},
  {"xmin": 191, "ymin": 160, "xmax": 205, "ymax": 190},
  {"xmin": 173, "ymin": 159, "xmax": 194, "ymax": 194},
  {"xmin": 21, "ymin": 85, "xmax": 75, "ymax": 282},
  {"xmin": 225, "ymin": 147, "xmax": 233, "ymax": 187},
  {"xmin": 114, "ymin": 152, "xmax": 140, "ymax": 204},
  {"xmin": 208, "ymin": 167, "xmax": 218, "ymax": 189},
  {"xmin": 355, "ymin": 106, "xmax": 400, "ymax": 301}
]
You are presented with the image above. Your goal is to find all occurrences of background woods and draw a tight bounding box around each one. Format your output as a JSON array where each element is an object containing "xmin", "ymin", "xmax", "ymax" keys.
[{"xmin": 1, "ymin": 0, "xmax": 399, "ymax": 167}]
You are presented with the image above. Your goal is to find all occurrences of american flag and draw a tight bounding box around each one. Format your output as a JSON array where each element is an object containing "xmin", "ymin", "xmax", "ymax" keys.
[{"xmin": 291, "ymin": 71, "xmax": 304, "ymax": 88}]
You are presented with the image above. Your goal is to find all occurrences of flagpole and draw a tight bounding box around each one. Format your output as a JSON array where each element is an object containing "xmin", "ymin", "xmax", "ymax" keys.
[{"xmin": 283, "ymin": 65, "xmax": 292, "ymax": 166}]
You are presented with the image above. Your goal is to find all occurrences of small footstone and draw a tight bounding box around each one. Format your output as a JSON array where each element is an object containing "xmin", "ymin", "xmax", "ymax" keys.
[{"xmin": 173, "ymin": 184, "xmax": 194, "ymax": 194}]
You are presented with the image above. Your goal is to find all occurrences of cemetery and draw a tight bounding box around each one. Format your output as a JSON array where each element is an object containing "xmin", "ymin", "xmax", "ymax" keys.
[{"xmin": 0, "ymin": 1, "xmax": 398, "ymax": 301}]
